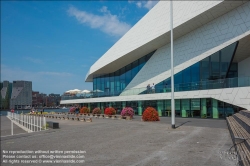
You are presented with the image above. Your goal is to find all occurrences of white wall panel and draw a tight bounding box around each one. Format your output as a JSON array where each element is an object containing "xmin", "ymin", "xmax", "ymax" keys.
[
  {"xmin": 121, "ymin": 1, "xmax": 250, "ymax": 95},
  {"xmin": 87, "ymin": 1, "xmax": 219, "ymax": 72},
  {"xmin": 238, "ymin": 56, "xmax": 250, "ymax": 77},
  {"xmin": 86, "ymin": 1, "xmax": 246, "ymax": 81}
]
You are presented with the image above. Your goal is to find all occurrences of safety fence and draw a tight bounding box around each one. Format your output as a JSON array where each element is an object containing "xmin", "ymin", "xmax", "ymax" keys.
[{"xmin": 7, "ymin": 112, "xmax": 47, "ymax": 133}]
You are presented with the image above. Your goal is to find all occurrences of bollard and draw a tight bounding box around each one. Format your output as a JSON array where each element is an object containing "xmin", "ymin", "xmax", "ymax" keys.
[
  {"xmin": 31, "ymin": 118, "xmax": 33, "ymax": 132},
  {"xmin": 11, "ymin": 113, "xmax": 13, "ymax": 135},
  {"xmin": 43, "ymin": 117, "xmax": 46, "ymax": 130},
  {"xmin": 36, "ymin": 116, "xmax": 38, "ymax": 131},
  {"xmin": 40, "ymin": 117, "xmax": 41, "ymax": 131}
]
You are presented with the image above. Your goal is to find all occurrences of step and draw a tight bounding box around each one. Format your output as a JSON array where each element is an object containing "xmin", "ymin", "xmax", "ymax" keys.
[
  {"xmin": 227, "ymin": 116, "xmax": 250, "ymax": 164},
  {"xmin": 233, "ymin": 113, "xmax": 250, "ymax": 134},
  {"xmin": 240, "ymin": 110, "xmax": 250, "ymax": 119}
]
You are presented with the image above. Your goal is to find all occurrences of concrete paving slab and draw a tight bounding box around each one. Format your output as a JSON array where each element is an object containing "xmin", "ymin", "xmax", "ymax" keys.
[
  {"xmin": 0, "ymin": 116, "xmax": 236, "ymax": 166},
  {"xmin": 1, "ymin": 116, "xmax": 27, "ymax": 136}
]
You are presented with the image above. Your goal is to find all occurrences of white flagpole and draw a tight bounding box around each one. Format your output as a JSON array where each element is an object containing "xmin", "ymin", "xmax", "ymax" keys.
[{"xmin": 170, "ymin": 0, "xmax": 175, "ymax": 129}]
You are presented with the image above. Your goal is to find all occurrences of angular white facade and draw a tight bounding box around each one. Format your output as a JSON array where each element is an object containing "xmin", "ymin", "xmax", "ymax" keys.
[
  {"xmin": 62, "ymin": 1, "xmax": 250, "ymax": 118},
  {"xmin": 85, "ymin": 1, "xmax": 248, "ymax": 82}
]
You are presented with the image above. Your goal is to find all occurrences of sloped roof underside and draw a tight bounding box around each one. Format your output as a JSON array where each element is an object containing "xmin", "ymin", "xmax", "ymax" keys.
[{"xmin": 85, "ymin": 1, "xmax": 247, "ymax": 82}]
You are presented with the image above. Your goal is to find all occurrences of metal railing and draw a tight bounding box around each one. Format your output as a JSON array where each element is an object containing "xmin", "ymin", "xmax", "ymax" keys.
[
  {"xmin": 61, "ymin": 76, "xmax": 250, "ymax": 100},
  {"xmin": 7, "ymin": 112, "xmax": 47, "ymax": 133}
]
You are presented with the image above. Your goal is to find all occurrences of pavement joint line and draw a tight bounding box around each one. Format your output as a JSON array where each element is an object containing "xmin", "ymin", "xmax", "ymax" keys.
[{"xmin": 1, "ymin": 129, "xmax": 56, "ymax": 141}]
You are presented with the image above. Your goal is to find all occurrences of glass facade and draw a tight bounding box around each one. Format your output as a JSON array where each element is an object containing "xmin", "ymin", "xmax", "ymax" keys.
[
  {"xmin": 93, "ymin": 51, "xmax": 155, "ymax": 97},
  {"xmin": 81, "ymin": 98, "xmax": 242, "ymax": 119},
  {"xmin": 89, "ymin": 41, "xmax": 240, "ymax": 97},
  {"xmin": 60, "ymin": 40, "xmax": 250, "ymax": 102},
  {"xmin": 62, "ymin": 42, "xmax": 248, "ymax": 119},
  {"xmin": 155, "ymin": 42, "xmax": 238, "ymax": 92}
]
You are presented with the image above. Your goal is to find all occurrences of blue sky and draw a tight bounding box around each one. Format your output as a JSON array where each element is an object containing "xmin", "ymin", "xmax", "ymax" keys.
[{"xmin": 1, "ymin": 0, "xmax": 158, "ymax": 95}]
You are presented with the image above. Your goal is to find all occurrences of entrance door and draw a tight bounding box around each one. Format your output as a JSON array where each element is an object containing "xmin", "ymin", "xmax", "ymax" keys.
[{"xmin": 191, "ymin": 99, "xmax": 201, "ymax": 117}]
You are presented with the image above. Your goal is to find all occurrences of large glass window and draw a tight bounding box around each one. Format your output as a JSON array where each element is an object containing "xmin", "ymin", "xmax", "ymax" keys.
[
  {"xmin": 227, "ymin": 63, "xmax": 238, "ymax": 78},
  {"xmin": 131, "ymin": 60, "xmax": 139, "ymax": 77},
  {"xmin": 221, "ymin": 42, "xmax": 238, "ymax": 78},
  {"xmin": 210, "ymin": 52, "xmax": 220, "ymax": 80},
  {"xmin": 110, "ymin": 73, "xmax": 114, "ymax": 95},
  {"xmin": 174, "ymin": 72, "xmax": 182, "ymax": 91},
  {"xmin": 93, "ymin": 42, "xmax": 238, "ymax": 97},
  {"xmin": 154, "ymin": 41, "xmax": 238, "ymax": 92},
  {"xmin": 125, "ymin": 64, "xmax": 132, "ymax": 86},
  {"xmin": 104, "ymin": 74, "xmax": 110, "ymax": 95},
  {"xmin": 181, "ymin": 99, "xmax": 190, "ymax": 117},
  {"xmin": 93, "ymin": 51, "xmax": 155, "ymax": 96},
  {"xmin": 201, "ymin": 57, "xmax": 210, "ymax": 81},
  {"xmin": 120, "ymin": 67, "xmax": 126, "ymax": 91},
  {"xmin": 206, "ymin": 98, "xmax": 212, "ymax": 118},
  {"xmin": 165, "ymin": 100, "xmax": 171, "ymax": 113},
  {"xmin": 175, "ymin": 99, "xmax": 181, "ymax": 117},
  {"xmin": 114, "ymin": 70, "xmax": 120, "ymax": 94},
  {"xmin": 218, "ymin": 101, "xmax": 224, "ymax": 118},
  {"xmin": 180, "ymin": 67, "xmax": 191, "ymax": 91},
  {"xmin": 138, "ymin": 57, "xmax": 146, "ymax": 71},
  {"xmin": 100, "ymin": 76, "xmax": 104, "ymax": 93},
  {"xmin": 191, "ymin": 62, "xmax": 200, "ymax": 83},
  {"xmin": 191, "ymin": 98, "xmax": 200, "ymax": 117}
]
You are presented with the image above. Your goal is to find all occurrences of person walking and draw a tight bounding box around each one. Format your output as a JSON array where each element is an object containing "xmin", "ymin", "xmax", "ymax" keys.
[
  {"xmin": 151, "ymin": 83, "xmax": 155, "ymax": 93},
  {"xmin": 147, "ymin": 84, "xmax": 150, "ymax": 94}
]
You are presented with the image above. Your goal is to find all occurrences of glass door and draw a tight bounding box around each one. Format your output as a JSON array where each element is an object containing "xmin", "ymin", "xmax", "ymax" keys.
[
  {"xmin": 181, "ymin": 99, "xmax": 190, "ymax": 117},
  {"xmin": 191, "ymin": 99, "xmax": 200, "ymax": 117}
]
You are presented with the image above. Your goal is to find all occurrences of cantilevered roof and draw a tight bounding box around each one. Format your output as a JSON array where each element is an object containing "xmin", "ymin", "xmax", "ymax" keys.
[{"xmin": 85, "ymin": 0, "xmax": 247, "ymax": 82}]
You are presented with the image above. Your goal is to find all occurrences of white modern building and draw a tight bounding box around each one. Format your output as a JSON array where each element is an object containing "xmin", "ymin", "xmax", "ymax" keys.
[{"xmin": 61, "ymin": 1, "xmax": 250, "ymax": 119}]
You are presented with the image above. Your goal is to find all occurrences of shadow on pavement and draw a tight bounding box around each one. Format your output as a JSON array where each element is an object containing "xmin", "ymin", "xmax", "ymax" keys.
[{"xmin": 175, "ymin": 121, "xmax": 191, "ymax": 128}]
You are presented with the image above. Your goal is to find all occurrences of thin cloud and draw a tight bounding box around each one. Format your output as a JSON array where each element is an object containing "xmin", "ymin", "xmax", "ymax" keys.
[
  {"xmin": 1, "ymin": 65, "xmax": 78, "ymax": 94},
  {"xmin": 130, "ymin": 0, "xmax": 158, "ymax": 10},
  {"xmin": 1, "ymin": 64, "xmax": 39, "ymax": 82},
  {"xmin": 144, "ymin": 1, "xmax": 158, "ymax": 10},
  {"xmin": 67, "ymin": 6, "xmax": 131, "ymax": 37},
  {"xmin": 136, "ymin": 2, "xmax": 142, "ymax": 8},
  {"xmin": 1, "ymin": 65, "xmax": 74, "ymax": 80},
  {"xmin": 38, "ymin": 71, "xmax": 73, "ymax": 77},
  {"xmin": 81, "ymin": 64, "xmax": 88, "ymax": 68},
  {"xmin": 24, "ymin": 57, "xmax": 43, "ymax": 64}
]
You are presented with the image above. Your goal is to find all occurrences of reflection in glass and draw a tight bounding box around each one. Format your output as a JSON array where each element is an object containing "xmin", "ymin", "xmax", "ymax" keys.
[
  {"xmin": 93, "ymin": 50, "xmax": 155, "ymax": 96},
  {"xmin": 210, "ymin": 52, "xmax": 220, "ymax": 80},
  {"xmin": 175, "ymin": 99, "xmax": 181, "ymax": 116},
  {"xmin": 154, "ymin": 41, "xmax": 238, "ymax": 92},
  {"xmin": 191, "ymin": 98, "xmax": 200, "ymax": 117},
  {"xmin": 181, "ymin": 99, "xmax": 190, "ymax": 117}
]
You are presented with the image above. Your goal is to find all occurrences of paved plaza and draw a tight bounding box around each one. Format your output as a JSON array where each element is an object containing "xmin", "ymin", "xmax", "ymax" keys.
[
  {"xmin": 1, "ymin": 116, "xmax": 236, "ymax": 166},
  {"xmin": 1, "ymin": 116, "xmax": 27, "ymax": 137}
]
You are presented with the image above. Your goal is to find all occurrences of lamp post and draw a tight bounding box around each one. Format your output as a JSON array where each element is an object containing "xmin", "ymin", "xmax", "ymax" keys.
[{"xmin": 170, "ymin": 0, "xmax": 175, "ymax": 129}]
